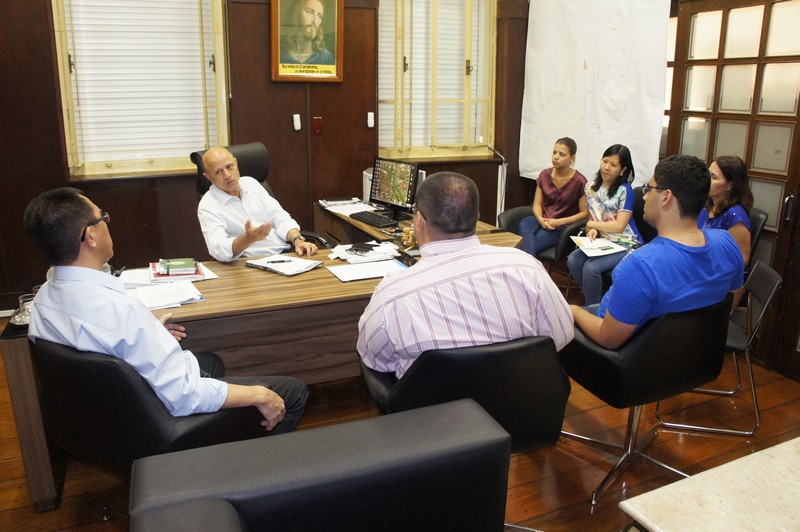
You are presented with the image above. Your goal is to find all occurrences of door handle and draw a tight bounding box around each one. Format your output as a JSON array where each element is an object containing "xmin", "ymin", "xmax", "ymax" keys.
[{"xmin": 784, "ymin": 191, "xmax": 796, "ymax": 227}]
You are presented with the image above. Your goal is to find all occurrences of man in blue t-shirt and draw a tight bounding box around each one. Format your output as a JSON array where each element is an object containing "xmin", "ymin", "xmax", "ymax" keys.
[{"xmin": 571, "ymin": 155, "xmax": 744, "ymax": 349}]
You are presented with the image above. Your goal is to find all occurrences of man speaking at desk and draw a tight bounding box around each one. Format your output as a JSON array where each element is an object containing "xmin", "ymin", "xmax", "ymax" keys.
[
  {"xmin": 357, "ymin": 172, "xmax": 574, "ymax": 379},
  {"xmin": 24, "ymin": 188, "xmax": 308, "ymax": 433},
  {"xmin": 198, "ymin": 146, "xmax": 318, "ymax": 262}
]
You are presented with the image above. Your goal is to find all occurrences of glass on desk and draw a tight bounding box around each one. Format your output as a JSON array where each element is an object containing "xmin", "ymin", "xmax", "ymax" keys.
[{"xmin": 10, "ymin": 293, "xmax": 35, "ymax": 325}]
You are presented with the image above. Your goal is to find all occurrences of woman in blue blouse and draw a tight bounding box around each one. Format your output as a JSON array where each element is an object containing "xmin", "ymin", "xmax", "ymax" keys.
[{"xmin": 698, "ymin": 155, "xmax": 753, "ymax": 266}]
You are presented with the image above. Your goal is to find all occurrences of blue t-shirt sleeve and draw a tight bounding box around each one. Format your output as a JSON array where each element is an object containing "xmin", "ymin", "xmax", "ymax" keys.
[{"xmin": 602, "ymin": 252, "xmax": 657, "ymax": 326}]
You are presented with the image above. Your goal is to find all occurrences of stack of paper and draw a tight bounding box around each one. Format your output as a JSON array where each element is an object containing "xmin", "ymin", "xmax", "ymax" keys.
[
  {"xmin": 128, "ymin": 281, "xmax": 204, "ymax": 310},
  {"xmin": 329, "ymin": 241, "xmax": 400, "ymax": 264},
  {"xmin": 570, "ymin": 236, "xmax": 627, "ymax": 257},
  {"xmin": 245, "ymin": 255, "xmax": 323, "ymax": 276},
  {"xmin": 319, "ymin": 197, "xmax": 361, "ymax": 208},
  {"xmin": 327, "ymin": 259, "xmax": 408, "ymax": 282},
  {"xmin": 322, "ymin": 202, "xmax": 376, "ymax": 216}
]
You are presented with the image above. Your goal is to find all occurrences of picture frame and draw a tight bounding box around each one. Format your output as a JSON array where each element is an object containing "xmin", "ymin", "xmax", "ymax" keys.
[{"xmin": 271, "ymin": 0, "xmax": 343, "ymax": 83}]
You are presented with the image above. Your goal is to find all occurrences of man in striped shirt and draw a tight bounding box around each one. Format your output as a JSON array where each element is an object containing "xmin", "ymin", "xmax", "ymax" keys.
[{"xmin": 357, "ymin": 172, "xmax": 574, "ymax": 379}]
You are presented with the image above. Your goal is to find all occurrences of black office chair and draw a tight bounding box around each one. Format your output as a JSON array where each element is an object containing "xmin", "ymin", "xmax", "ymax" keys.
[
  {"xmin": 190, "ymin": 142, "xmax": 331, "ymax": 248},
  {"xmin": 631, "ymin": 185, "xmax": 658, "ymax": 244},
  {"xmin": 656, "ymin": 261, "xmax": 782, "ymax": 436},
  {"xmin": 30, "ymin": 339, "xmax": 269, "ymax": 479},
  {"xmin": 599, "ymin": 186, "xmax": 657, "ymax": 292},
  {"xmin": 559, "ymin": 295, "xmax": 732, "ymax": 504},
  {"xmin": 745, "ymin": 207, "xmax": 768, "ymax": 272},
  {"xmin": 360, "ymin": 336, "xmax": 571, "ymax": 453},
  {"xmin": 496, "ymin": 205, "xmax": 586, "ymax": 297}
]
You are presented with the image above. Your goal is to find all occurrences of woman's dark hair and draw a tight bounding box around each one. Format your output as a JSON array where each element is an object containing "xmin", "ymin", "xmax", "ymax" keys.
[
  {"xmin": 591, "ymin": 144, "xmax": 635, "ymax": 197},
  {"xmin": 555, "ymin": 137, "xmax": 577, "ymax": 156},
  {"xmin": 708, "ymin": 155, "xmax": 754, "ymax": 215}
]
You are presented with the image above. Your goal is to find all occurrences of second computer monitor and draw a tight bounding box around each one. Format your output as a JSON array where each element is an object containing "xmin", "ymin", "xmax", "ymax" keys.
[{"xmin": 369, "ymin": 157, "xmax": 419, "ymax": 219}]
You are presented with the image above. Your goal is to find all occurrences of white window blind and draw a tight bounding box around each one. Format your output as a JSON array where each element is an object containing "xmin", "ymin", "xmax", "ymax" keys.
[
  {"xmin": 378, "ymin": 0, "xmax": 495, "ymax": 158},
  {"xmin": 53, "ymin": 0, "xmax": 228, "ymax": 178}
]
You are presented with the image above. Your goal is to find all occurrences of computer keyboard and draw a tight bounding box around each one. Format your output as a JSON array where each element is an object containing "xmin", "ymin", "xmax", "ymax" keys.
[{"xmin": 349, "ymin": 210, "xmax": 398, "ymax": 228}]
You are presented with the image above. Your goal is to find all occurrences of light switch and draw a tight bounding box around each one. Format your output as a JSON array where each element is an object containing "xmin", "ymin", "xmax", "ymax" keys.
[
  {"xmin": 293, "ymin": 114, "xmax": 301, "ymax": 131},
  {"xmin": 312, "ymin": 116, "xmax": 323, "ymax": 135},
  {"xmin": 367, "ymin": 112, "xmax": 375, "ymax": 128}
]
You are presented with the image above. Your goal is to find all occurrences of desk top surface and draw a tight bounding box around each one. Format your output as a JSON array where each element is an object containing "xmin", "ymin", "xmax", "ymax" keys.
[
  {"xmin": 619, "ymin": 437, "xmax": 800, "ymax": 531},
  {"xmin": 153, "ymin": 230, "xmax": 521, "ymax": 323},
  {"xmin": 324, "ymin": 206, "xmax": 500, "ymax": 242}
]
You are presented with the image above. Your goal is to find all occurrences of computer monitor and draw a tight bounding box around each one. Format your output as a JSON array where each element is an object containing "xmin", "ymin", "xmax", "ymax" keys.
[{"xmin": 368, "ymin": 157, "xmax": 419, "ymax": 220}]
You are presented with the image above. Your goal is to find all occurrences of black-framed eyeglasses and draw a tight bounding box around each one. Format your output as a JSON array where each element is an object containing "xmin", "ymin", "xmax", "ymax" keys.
[
  {"xmin": 80, "ymin": 211, "xmax": 110, "ymax": 242},
  {"xmin": 641, "ymin": 184, "xmax": 668, "ymax": 195}
]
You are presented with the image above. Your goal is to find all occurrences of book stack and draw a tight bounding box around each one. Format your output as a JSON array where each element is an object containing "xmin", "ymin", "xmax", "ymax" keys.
[{"xmin": 149, "ymin": 258, "xmax": 205, "ymax": 283}]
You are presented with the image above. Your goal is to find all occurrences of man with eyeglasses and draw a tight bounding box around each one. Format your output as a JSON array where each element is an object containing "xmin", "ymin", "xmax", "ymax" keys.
[
  {"xmin": 23, "ymin": 188, "xmax": 308, "ymax": 433},
  {"xmin": 357, "ymin": 172, "xmax": 574, "ymax": 379},
  {"xmin": 570, "ymin": 155, "xmax": 744, "ymax": 349}
]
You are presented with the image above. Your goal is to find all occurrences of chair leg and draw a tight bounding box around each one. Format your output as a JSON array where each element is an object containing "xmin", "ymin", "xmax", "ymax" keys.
[
  {"xmin": 655, "ymin": 349, "xmax": 760, "ymax": 437},
  {"xmin": 693, "ymin": 351, "xmax": 741, "ymax": 396},
  {"xmin": 561, "ymin": 405, "xmax": 687, "ymax": 505}
]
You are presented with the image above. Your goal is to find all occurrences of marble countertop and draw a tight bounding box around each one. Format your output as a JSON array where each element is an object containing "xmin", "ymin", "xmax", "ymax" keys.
[{"xmin": 619, "ymin": 437, "xmax": 800, "ymax": 531}]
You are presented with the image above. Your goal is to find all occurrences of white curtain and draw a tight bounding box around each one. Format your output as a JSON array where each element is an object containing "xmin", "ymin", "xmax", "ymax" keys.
[{"xmin": 519, "ymin": 1, "xmax": 670, "ymax": 184}]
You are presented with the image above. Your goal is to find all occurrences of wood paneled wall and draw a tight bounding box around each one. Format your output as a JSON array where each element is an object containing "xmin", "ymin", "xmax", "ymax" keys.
[{"xmin": 0, "ymin": 0, "xmax": 531, "ymax": 309}]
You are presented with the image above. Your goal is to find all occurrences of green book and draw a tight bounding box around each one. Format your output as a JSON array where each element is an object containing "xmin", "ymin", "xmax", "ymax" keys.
[{"xmin": 156, "ymin": 258, "xmax": 197, "ymax": 275}]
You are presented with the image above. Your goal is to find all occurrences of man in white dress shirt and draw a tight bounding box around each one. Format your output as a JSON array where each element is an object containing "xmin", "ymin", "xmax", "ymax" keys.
[
  {"xmin": 24, "ymin": 188, "xmax": 307, "ymax": 433},
  {"xmin": 198, "ymin": 146, "xmax": 318, "ymax": 262},
  {"xmin": 357, "ymin": 172, "xmax": 574, "ymax": 379}
]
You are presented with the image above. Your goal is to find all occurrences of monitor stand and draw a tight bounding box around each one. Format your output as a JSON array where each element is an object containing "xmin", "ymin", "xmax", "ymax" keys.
[{"xmin": 374, "ymin": 207, "xmax": 412, "ymax": 221}]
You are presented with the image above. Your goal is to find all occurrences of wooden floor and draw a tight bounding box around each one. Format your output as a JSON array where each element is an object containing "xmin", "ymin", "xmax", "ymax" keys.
[{"xmin": 2, "ymin": 322, "xmax": 799, "ymax": 530}]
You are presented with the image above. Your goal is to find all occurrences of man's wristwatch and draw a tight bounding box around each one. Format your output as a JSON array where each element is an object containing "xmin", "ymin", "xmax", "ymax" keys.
[{"xmin": 290, "ymin": 235, "xmax": 306, "ymax": 245}]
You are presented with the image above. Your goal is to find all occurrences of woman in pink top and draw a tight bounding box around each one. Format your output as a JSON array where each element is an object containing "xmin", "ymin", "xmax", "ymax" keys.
[{"xmin": 518, "ymin": 137, "xmax": 589, "ymax": 256}]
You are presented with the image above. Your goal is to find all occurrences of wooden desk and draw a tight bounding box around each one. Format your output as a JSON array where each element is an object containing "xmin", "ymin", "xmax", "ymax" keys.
[
  {"xmin": 1, "ymin": 220, "xmax": 520, "ymax": 511},
  {"xmin": 313, "ymin": 202, "xmax": 503, "ymax": 245},
  {"xmin": 619, "ymin": 437, "xmax": 800, "ymax": 531},
  {"xmin": 154, "ymin": 226, "xmax": 521, "ymax": 384}
]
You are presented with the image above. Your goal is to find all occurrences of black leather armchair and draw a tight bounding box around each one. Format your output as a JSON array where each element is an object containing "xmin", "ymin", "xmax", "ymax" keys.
[
  {"xmin": 631, "ymin": 185, "xmax": 658, "ymax": 243},
  {"xmin": 360, "ymin": 336, "xmax": 571, "ymax": 453},
  {"xmin": 30, "ymin": 339, "xmax": 269, "ymax": 479},
  {"xmin": 496, "ymin": 205, "xmax": 586, "ymax": 296},
  {"xmin": 190, "ymin": 142, "xmax": 331, "ymax": 248},
  {"xmin": 129, "ymin": 399, "xmax": 512, "ymax": 532},
  {"xmin": 559, "ymin": 295, "xmax": 732, "ymax": 504}
]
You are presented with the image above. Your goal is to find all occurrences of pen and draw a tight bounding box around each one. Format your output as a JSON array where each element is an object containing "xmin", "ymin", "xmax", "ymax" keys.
[{"xmin": 266, "ymin": 259, "xmax": 291, "ymax": 263}]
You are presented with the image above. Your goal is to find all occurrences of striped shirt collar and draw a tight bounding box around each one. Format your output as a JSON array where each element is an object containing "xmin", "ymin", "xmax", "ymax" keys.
[{"xmin": 420, "ymin": 234, "xmax": 480, "ymax": 258}]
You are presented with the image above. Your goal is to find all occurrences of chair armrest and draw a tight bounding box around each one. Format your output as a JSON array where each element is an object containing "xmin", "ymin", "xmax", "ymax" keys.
[
  {"xmin": 497, "ymin": 206, "xmax": 532, "ymax": 235},
  {"xmin": 552, "ymin": 217, "xmax": 588, "ymax": 261},
  {"xmin": 359, "ymin": 361, "xmax": 397, "ymax": 413},
  {"xmin": 299, "ymin": 230, "xmax": 332, "ymax": 249}
]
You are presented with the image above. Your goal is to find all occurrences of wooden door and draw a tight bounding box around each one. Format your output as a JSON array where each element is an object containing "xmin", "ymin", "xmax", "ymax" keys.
[{"xmin": 669, "ymin": 0, "xmax": 800, "ymax": 378}]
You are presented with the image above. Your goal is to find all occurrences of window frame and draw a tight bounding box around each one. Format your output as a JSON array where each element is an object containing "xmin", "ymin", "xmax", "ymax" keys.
[
  {"xmin": 377, "ymin": 0, "xmax": 497, "ymax": 160},
  {"xmin": 51, "ymin": 0, "xmax": 230, "ymax": 180}
]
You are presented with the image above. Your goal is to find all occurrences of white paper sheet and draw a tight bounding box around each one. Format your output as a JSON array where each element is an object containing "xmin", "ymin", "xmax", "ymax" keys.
[{"xmin": 327, "ymin": 259, "xmax": 408, "ymax": 282}]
